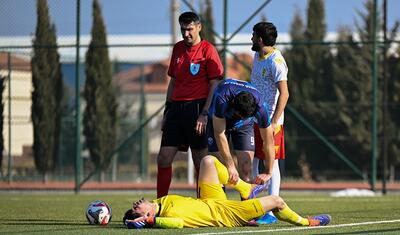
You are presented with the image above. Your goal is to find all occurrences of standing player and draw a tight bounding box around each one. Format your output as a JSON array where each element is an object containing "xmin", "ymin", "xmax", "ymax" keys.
[
  {"xmin": 207, "ymin": 79, "xmax": 275, "ymax": 186},
  {"xmin": 250, "ymin": 22, "xmax": 289, "ymax": 224},
  {"xmin": 157, "ymin": 12, "xmax": 223, "ymax": 198}
]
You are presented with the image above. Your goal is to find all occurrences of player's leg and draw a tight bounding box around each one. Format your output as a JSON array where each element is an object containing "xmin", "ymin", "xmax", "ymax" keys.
[
  {"xmin": 198, "ymin": 155, "xmax": 221, "ymax": 183},
  {"xmin": 252, "ymin": 123, "xmax": 264, "ymax": 178},
  {"xmin": 157, "ymin": 102, "xmax": 181, "ymax": 198},
  {"xmin": 230, "ymin": 125, "xmax": 269, "ymax": 199},
  {"xmin": 157, "ymin": 146, "xmax": 179, "ymax": 198},
  {"xmin": 231, "ymin": 124, "xmax": 255, "ymax": 183},
  {"xmin": 186, "ymin": 99, "xmax": 208, "ymax": 175},
  {"xmin": 199, "ymin": 155, "xmax": 249, "ymax": 199},
  {"xmin": 191, "ymin": 147, "xmax": 208, "ymax": 196},
  {"xmin": 257, "ymin": 195, "xmax": 331, "ymax": 226},
  {"xmin": 198, "ymin": 155, "xmax": 265, "ymax": 200},
  {"xmin": 235, "ymin": 150, "xmax": 254, "ymax": 183},
  {"xmin": 252, "ymin": 157, "xmax": 260, "ymax": 178},
  {"xmin": 184, "ymin": 99, "xmax": 209, "ymax": 197},
  {"xmin": 197, "ymin": 155, "xmax": 228, "ymax": 200},
  {"xmin": 269, "ymin": 160, "xmax": 281, "ymax": 196},
  {"xmin": 191, "ymin": 148, "xmax": 208, "ymax": 174},
  {"xmin": 255, "ymin": 159, "xmax": 280, "ymax": 224},
  {"xmin": 255, "ymin": 124, "xmax": 285, "ymax": 224},
  {"xmin": 269, "ymin": 125, "xmax": 285, "ymax": 199}
]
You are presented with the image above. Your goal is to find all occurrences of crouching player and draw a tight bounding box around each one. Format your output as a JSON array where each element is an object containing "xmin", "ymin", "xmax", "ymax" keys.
[{"xmin": 123, "ymin": 155, "xmax": 331, "ymax": 229}]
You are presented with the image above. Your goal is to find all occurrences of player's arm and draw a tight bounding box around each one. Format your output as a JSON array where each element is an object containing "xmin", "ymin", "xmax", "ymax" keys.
[
  {"xmin": 271, "ymin": 80, "xmax": 289, "ymax": 129},
  {"xmin": 161, "ymin": 77, "xmax": 175, "ymax": 130},
  {"xmin": 195, "ymin": 79, "xmax": 221, "ymax": 135},
  {"xmin": 202, "ymin": 78, "xmax": 221, "ymax": 113},
  {"xmin": 213, "ymin": 116, "xmax": 239, "ymax": 184},
  {"xmin": 165, "ymin": 44, "xmax": 177, "ymax": 104},
  {"xmin": 125, "ymin": 216, "xmax": 184, "ymax": 229},
  {"xmin": 202, "ymin": 42, "xmax": 223, "ymax": 115},
  {"xmin": 253, "ymin": 103, "xmax": 275, "ymax": 184},
  {"xmin": 271, "ymin": 56, "xmax": 289, "ymax": 130},
  {"xmin": 154, "ymin": 217, "xmax": 184, "ymax": 228},
  {"xmin": 165, "ymin": 77, "xmax": 175, "ymax": 103},
  {"xmin": 254, "ymin": 125, "xmax": 275, "ymax": 184}
]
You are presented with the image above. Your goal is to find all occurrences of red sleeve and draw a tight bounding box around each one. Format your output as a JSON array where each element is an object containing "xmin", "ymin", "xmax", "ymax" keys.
[
  {"xmin": 168, "ymin": 45, "xmax": 177, "ymax": 78},
  {"xmin": 205, "ymin": 44, "xmax": 224, "ymax": 80}
]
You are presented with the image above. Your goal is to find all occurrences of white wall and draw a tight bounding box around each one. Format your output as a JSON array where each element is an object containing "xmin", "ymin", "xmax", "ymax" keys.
[{"xmin": 0, "ymin": 70, "xmax": 32, "ymax": 156}]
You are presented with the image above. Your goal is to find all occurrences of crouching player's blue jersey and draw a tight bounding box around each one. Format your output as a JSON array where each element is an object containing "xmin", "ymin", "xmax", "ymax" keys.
[{"xmin": 209, "ymin": 79, "xmax": 271, "ymax": 130}]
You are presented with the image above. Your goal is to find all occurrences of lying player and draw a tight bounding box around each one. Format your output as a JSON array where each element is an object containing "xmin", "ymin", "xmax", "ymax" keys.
[{"xmin": 123, "ymin": 155, "xmax": 331, "ymax": 229}]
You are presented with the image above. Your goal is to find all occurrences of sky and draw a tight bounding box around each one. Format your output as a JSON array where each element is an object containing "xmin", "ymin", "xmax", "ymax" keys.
[{"xmin": 1, "ymin": 0, "xmax": 400, "ymax": 37}]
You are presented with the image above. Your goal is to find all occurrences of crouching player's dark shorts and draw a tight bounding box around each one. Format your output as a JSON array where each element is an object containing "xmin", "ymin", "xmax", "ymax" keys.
[
  {"xmin": 161, "ymin": 99, "xmax": 207, "ymax": 151},
  {"xmin": 207, "ymin": 119, "xmax": 255, "ymax": 152}
]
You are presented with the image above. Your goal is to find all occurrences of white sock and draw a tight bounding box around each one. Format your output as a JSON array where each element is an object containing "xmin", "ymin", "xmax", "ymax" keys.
[
  {"xmin": 267, "ymin": 159, "xmax": 281, "ymax": 217},
  {"xmin": 268, "ymin": 159, "xmax": 281, "ymax": 196}
]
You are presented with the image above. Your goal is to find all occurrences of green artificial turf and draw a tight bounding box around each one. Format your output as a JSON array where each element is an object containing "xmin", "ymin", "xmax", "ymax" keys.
[{"xmin": 0, "ymin": 191, "xmax": 399, "ymax": 235}]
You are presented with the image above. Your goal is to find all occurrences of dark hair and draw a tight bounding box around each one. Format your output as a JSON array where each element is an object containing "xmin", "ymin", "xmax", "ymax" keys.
[
  {"xmin": 252, "ymin": 22, "xmax": 277, "ymax": 46},
  {"xmin": 231, "ymin": 91, "xmax": 257, "ymax": 119},
  {"xmin": 122, "ymin": 209, "xmax": 141, "ymax": 224},
  {"xmin": 179, "ymin": 11, "xmax": 201, "ymax": 25}
]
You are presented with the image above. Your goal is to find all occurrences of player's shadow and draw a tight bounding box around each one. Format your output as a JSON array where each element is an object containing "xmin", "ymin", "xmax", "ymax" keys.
[
  {"xmin": 2, "ymin": 218, "xmax": 87, "ymax": 226},
  {"xmin": 1, "ymin": 218, "xmax": 127, "ymax": 234}
]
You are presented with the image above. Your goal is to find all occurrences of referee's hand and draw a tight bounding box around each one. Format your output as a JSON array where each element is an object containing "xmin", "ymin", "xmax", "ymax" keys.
[{"xmin": 195, "ymin": 115, "xmax": 207, "ymax": 135}]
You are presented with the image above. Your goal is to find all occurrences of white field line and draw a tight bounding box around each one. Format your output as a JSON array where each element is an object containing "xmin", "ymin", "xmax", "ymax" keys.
[{"xmin": 188, "ymin": 219, "xmax": 400, "ymax": 235}]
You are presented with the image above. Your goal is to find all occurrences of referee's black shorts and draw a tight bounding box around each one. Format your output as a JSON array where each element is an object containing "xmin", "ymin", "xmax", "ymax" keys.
[{"xmin": 161, "ymin": 99, "xmax": 207, "ymax": 151}]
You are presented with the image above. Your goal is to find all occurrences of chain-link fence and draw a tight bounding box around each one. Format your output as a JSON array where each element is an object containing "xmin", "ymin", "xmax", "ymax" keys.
[{"xmin": 0, "ymin": 0, "xmax": 399, "ymax": 191}]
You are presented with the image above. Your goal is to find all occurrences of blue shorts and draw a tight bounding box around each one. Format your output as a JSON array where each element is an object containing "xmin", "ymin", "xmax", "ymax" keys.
[{"xmin": 207, "ymin": 120, "xmax": 255, "ymax": 152}]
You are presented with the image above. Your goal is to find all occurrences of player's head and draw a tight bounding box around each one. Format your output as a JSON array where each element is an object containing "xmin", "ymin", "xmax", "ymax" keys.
[
  {"xmin": 251, "ymin": 22, "xmax": 277, "ymax": 51},
  {"xmin": 130, "ymin": 197, "xmax": 156, "ymax": 218},
  {"xmin": 230, "ymin": 91, "xmax": 257, "ymax": 119},
  {"xmin": 179, "ymin": 11, "xmax": 202, "ymax": 46},
  {"xmin": 123, "ymin": 208, "xmax": 140, "ymax": 224},
  {"xmin": 123, "ymin": 208, "xmax": 153, "ymax": 229}
]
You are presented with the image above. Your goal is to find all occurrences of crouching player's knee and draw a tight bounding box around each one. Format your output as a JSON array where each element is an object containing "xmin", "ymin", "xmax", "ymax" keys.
[
  {"xmin": 269, "ymin": 195, "xmax": 286, "ymax": 210},
  {"xmin": 200, "ymin": 155, "xmax": 216, "ymax": 168}
]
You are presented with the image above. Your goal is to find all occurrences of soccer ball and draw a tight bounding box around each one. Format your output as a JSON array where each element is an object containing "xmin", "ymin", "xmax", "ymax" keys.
[{"xmin": 85, "ymin": 200, "xmax": 112, "ymax": 225}]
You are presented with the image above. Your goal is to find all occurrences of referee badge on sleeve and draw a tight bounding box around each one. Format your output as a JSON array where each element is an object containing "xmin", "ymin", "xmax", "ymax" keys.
[{"xmin": 190, "ymin": 63, "xmax": 200, "ymax": 75}]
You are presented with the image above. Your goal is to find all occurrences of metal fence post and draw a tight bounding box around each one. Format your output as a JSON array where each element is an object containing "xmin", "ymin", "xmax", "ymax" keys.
[
  {"xmin": 371, "ymin": 0, "xmax": 378, "ymax": 191},
  {"xmin": 74, "ymin": 0, "xmax": 82, "ymax": 193}
]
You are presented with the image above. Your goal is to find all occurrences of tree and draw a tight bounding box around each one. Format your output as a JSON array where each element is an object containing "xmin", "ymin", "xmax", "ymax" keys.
[
  {"xmin": 83, "ymin": 0, "xmax": 117, "ymax": 181},
  {"xmin": 285, "ymin": 8, "xmax": 307, "ymax": 102},
  {"xmin": 345, "ymin": 0, "xmax": 381, "ymax": 174},
  {"xmin": 284, "ymin": 7, "xmax": 311, "ymax": 178},
  {"xmin": 385, "ymin": 19, "xmax": 400, "ymax": 170},
  {"xmin": 331, "ymin": 26, "xmax": 372, "ymax": 169},
  {"xmin": 284, "ymin": 0, "xmax": 400, "ymax": 179},
  {"xmin": 304, "ymin": 0, "xmax": 335, "ymax": 100},
  {"xmin": 284, "ymin": 0, "xmax": 336, "ymax": 179},
  {"xmin": 200, "ymin": 0, "xmax": 216, "ymax": 44},
  {"xmin": 31, "ymin": 0, "xmax": 63, "ymax": 182}
]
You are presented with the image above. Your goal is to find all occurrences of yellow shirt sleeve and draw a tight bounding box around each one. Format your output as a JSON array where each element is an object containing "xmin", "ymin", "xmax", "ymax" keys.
[{"xmin": 155, "ymin": 217, "xmax": 184, "ymax": 229}]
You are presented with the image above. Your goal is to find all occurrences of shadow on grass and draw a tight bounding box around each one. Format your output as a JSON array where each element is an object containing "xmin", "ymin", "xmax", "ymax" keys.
[
  {"xmin": 2, "ymin": 218, "xmax": 83, "ymax": 223},
  {"xmin": 1, "ymin": 218, "xmax": 127, "ymax": 234}
]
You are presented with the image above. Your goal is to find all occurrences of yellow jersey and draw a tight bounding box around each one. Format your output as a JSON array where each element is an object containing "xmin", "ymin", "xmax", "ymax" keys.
[{"xmin": 153, "ymin": 194, "xmax": 264, "ymax": 228}]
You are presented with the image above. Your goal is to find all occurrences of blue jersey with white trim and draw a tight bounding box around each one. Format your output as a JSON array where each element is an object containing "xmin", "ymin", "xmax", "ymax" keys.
[{"xmin": 209, "ymin": 79, "xmax": 271, "ymax": 130}]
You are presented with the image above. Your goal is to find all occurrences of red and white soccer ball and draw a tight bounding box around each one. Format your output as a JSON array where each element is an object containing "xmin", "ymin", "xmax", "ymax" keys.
[{"xmin": 86, "ymin": 200, "xmax": 112, "ymax": 225}]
